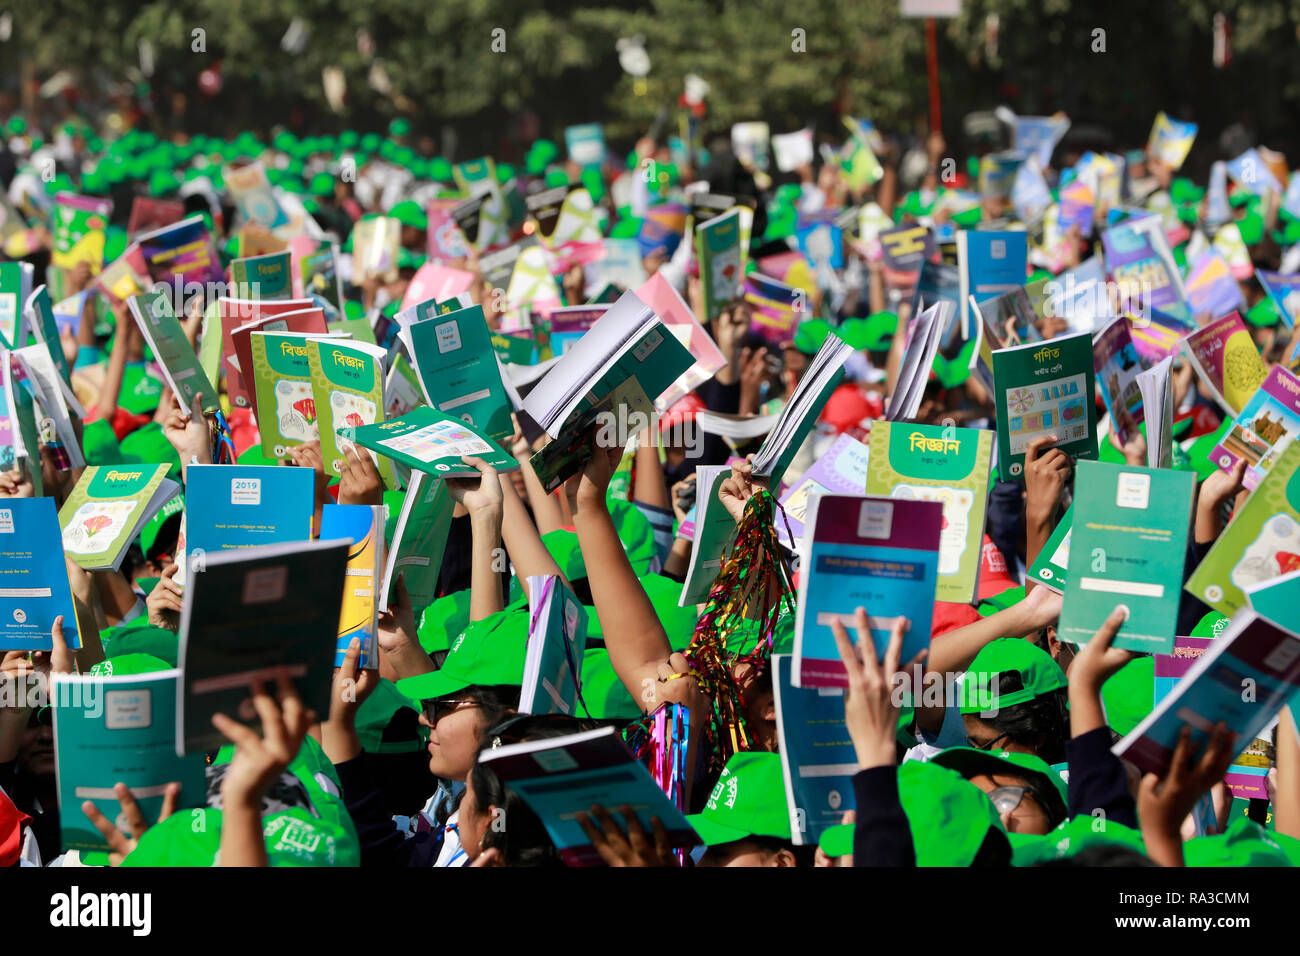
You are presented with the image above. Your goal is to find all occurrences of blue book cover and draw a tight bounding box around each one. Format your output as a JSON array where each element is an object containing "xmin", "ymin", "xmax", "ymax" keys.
[
  {"xmin": 772, "ymin": 654, "xmax": 856, "ymax": 845},
  {"xmin": 0, "ymin": 497, "xmax": 81, "ymax": 649},
  {"xmin": 475, "ymin": 725, "xmax": 699, "ymax": 867},
  {"xmin": 960, "ymin": 230, "xmax": 1028, "ymax": 341},
  {"xmin": 520, "ymin": 575, "xmax": 588, "ymax": 716},
  {"xmin": 792, "ymin": 494, "xmax": 942, "ymax": 688},
  {"xmin": 320, "ymin": 504, "xmax": 383, "ymax": 669},
  {"xmin": 1257, "ymin": 270, "xmax": 1300, "ymax": 330},
  {"xmin": 184, "ymin": 464, "xmax": 314, "ymax": 557},
  {"xmin": 53, "ymin": 669, "xmax": 206, "ymax": 852},
  {"xmin": 1116, "ymin": 612, "xmax": 1300, "ymax": 783},
  {"xmin": 176, "ymin": 539, "xmax": 350, "ymax": 754}
]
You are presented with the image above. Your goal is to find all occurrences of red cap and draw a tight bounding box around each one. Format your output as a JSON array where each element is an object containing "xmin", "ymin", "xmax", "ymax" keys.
[
  {"xmin": 976, "ymin": 535, "xmax": 1017, "ymax": 601},
  {"xmin": 0, "ymin": 787, "xmax": 31, "ymax": 868},
  {"xmin": 933, "ymin": 600, "xmax": 982, "ymax": 637},
  {"xmin": 819, "ymin": 383, "xmax": 882, "ymax": 435},
  {"xmin": 659, "ymin": 394, "xmax": 705, "ymax": 434}
]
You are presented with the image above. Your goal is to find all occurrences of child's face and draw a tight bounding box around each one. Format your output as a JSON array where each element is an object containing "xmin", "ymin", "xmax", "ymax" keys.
[{"xmin": 420, "ymin": 699, "xmax": 494, "ymax": 782}]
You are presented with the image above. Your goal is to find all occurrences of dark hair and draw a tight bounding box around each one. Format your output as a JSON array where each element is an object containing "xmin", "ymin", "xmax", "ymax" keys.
[
  {"xmin": 703, "ymin": 835, "xmax": 816, "ymax": 868},
  {"xmin": 982, "ymin": 673, "xmax": 1070, "ymax": 764},
  {"xmin": 468, "ymin": 714, "xmax": 598, "ymax": 867},
  {"xmin": 1036, "ymin": 845, "xmax": 1157, "ymax": 867}
]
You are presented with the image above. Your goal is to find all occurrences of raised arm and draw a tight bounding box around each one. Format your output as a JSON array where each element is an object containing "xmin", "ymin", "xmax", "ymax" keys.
[{"xmin": 446, "ymin": 456, "xmax": 505, "ymax": 622}]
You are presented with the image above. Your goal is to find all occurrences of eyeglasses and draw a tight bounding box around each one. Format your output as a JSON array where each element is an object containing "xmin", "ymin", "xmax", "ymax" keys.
[
  {"xmin": 967, "ymin": 732, "xmax": 1010, "ymax": 752},
  {"xmin": 423, "ymin": 698, "xmax": 483, "ymax": 726},
  {"xmin": 987, "ymin": 785, "xmax": 1029, "ymax": 815}
]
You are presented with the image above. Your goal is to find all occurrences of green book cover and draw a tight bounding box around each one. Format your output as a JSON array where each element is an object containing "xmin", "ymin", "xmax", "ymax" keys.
[
  {"xmin": 251, "ymin": 331, "xmax": 321, "ymax": 460},
  {"xmin": 0, "ymin": 261, "xmax": 30, "ymax": 351},
  {"xmin": 865, "ymin": 421, "xmax": 993, "ymax": 603},
  {"xmin": 695, "ymin": 208, "xmax": 742, "ymax": 324},
  {"xmin": 198, "ymin": 299, "xmax": 224, "ymax": 389},
  {"xmin": 231, "ymin": 251, "xmax": 293, "ymax": 300},
  {"xmin": 991, "ymin": 331, "xmax": 1098, "ymax": 482},
  {"xmin": 0, "ymin": 353, "xmax": 43, "ymax": 494},
  {"xmin": 406, "ymin": 304, "xmax": 514, "ymax": 446},
  {"xmin": 1060, "ymin": 461, "xmax": 1195, "ymax": 653},
  {"xmin": 381, "ymin": 469, "xmax": 454, "ymax": 612},
  {"xmin": 1186, "ymin": 438, "xmax": 1300, "ymax": 616},
  {"xmin": 25, "ymin": 285, "xmax": 70, "ymax": 384},
  {"xmin": 59, "ymin": 463, "xmax": 176, "ymax": 571},
  {"xmin": 342, "ymin": 405, "xmax": 518, "ymax": 479},
  {"xmin": 128, "ymin": 289, "xmax": 219, "ymax": 416},
  {"xmin": 1028, "ymin": 504, "xmax": 1073, "ymax": 593},
  {"xmin": 491, "ymin": 330, "xmax": 535, "ymax": 365},
  {"xmin": 335, "ymin": 315, "xmax": 377, "ymax": 346},
  {"xmin": 307, "ymin": 337, "xmax": 396, "ymax": 488}
]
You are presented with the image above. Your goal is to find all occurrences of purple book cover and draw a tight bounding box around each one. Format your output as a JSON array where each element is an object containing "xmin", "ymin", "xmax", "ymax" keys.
[
  {"xmin": 1101, "ymin": 215, "xmax": 1183, "ymax": 312},
  {"xmin": 1210, "ymin": 365, "xmax": 1300, "ymax": 491},
  {"xmin": 1092, "ymin": 317, "xmax": 1146, "ymax": 448},
  {"xmin": 777, "ymin": 434, "xmax": 870, "ymax": 544},
  {"xmin": 548, "ymin": 306, "xmax": 608, "ymax": 336},
  {"xmin": 136, "ymin": 215, "xmax": 224, "ymax": 288}
]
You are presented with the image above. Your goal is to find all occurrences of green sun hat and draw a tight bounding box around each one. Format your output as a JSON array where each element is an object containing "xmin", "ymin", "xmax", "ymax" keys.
[
  {"xmin": 958, "ymin": 638, "xmax": 1067, "ymax": 715},
  {"xmin": 609, "ymin": 498, "xmax": 657, "ymax": 576},
  {"xmin": 81, "ymin": 418, "xmax": 124, "ymax": 466},
  {"xmin": 641, "ymin": 574, "xmax": 702, "ymax": 651},
  {"xmin": 859, "ymin": 311, "xmax": 899, "ymax": 351},
  {"xmin": 1009, "ymin": 814, "xmax": 1147, "ymax": 866},
  {"xmin": 897, "ymin": 759, "xmax": 1008, "ymax": 865},
  {"xmin": 686, "ymin": 752, "xmax": 791, "ymax": 846},
  {"xmin": 792, "ymin": 318, "xmax": 832, "ymax": 354},
  {"xmin": 574, "ymin": 647, "xmax": 642, "ymax": 720},
  {"xmin": 976, "ymin": 584, "xmax": 1026, "ymax": 618},
  {"xmin": 417, "ymin": 589, "xmax": 473, "ymax": 654},
  {"xmin": 1191, "ymin": 609, "xmax": 1231, "ymax": 638},
  {"xmin": 930, "ymin": 746, "xmax": 1069, "ymax": 825},
  {"xmin": 117, "ymin": 364, "xmax": 166, "ymax": 415},
  {"xmin": 1099, "ymin": 655, "xmax": 1155, "ymax": 736},
  {"xmin": 118, "ymin": 422, "xmax": 181, "ymax": 480},
  {"xmin": 355, "ymin": 678, "xmax": 426, "ymax": 754},
  {"xmin": 99, "ymin": 622, "xmax": 179, "ymax": 666},
  {"xmin": 88, "ymin": 653, "xmax": 172, "ymax": 677},
  {"xmin": 1184, "ymin": 817, "xmax": 1293, "ymax": 866},
  {"xmin": 389, "ymin": 199, "xmax": 427, "ymax": 230},
  {"xmin": 396, "ymin": 608, "xmax": 529, "ymax": 701}
]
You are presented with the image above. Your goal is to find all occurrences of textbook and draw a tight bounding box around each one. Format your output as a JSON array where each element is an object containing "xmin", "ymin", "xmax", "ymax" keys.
[
  {"xmin": 135, "ymin": 215, "xmax": 224, "ymax": 288},
  {"xmin": 405, "ymin": 303, "xmax": 513, "ymax": 446},
  {"xmin": 307, "ymin": 337, "xmax": 397, "ymax": 488},
  {"xmin": 792, "ymin": 494, "xmax": 942, "ymax": 688},
  {"xmin": 51, "ymin": 193, "xmax": 111, "ymax": 273},
  {"xmin": 24, "ymin": 285, "xmax": 71, "ymax": 384},
  {"xmin": 12, "ymin": 345, "xmax": 85, "ymax": 470},
  {"xmin": 176, "ymin": 539, "xmax": 350, "ymax": 754},
  {"xmin": 231, "ymin": 307, "xmax": 330, "ymax": 417},
  {"xmin": 1059, "ymin": 461, "xmax": 1195, "ymax": 654},
  {"xmin": 1180, "ymin": 312, "xmax": 1268, "ymax": 417},
  {"xmin": 1245, "ymin": 568, "xmax": 1300, "ymax": 631},
  {"xmin": 885, "ymin": 300, "xmax": 952, "ymax": 422},
  {"xmin": 300, "ymin": 241, "xmax": 346, "ymax": 317},
  {"xmin": 126, "ymin": 195, "xmax": 186, "ymax": 238},
  {"xmin": 519, "ymin": 575, "xmax": 588, "ymax": 717},
  {"xmin": 957, "ymin": 230, "xmax": 1028, "ymax": 341},
  {"xmin": 1135, "ymin": 356, "xmax": 1174, "ymax": 469},
  {"xmin": 1184, "ymin": 251, "xmax": 1244, "ymax": 319},
  {"xmin": 865, "ymin": 422, "xmax": 994, "ymax": 604},
  {"xmin": 127, "ymin": 289, "xmax": 220, "ymax": 416},
  {"xmin": 695, "ymin": 208, "xmax": 742, "ymax": 323},
  {"xmin": 878, "ymin": 225, "xmax": 933, "ymax": 305},
  {"xmin": 250, "ymin": 331, "xmax": 333, "ymax": 459},
  {"xmin": 635, "ymin": 271, "xmax": 726, "ymax": 410},
  {"xmin": 522, "ymin": 290, "xmax": 694, "ymax": 439},
  {"xmin": 320, "ymin": 504, "xmax": 383, "ymax": 669},
  {"xmin": 95, "ymin": 242, "xmax": 150, "ymax": 307},
  {"xmin": 0, "ymin": 497, "xmax": 80, "ymax": 650},
  {"xmin": 380, "ymin": 469, "xmax": 454, "ymax": 612},
  {"xmin": 351, "ymin": 216, "xmax": 401, "ymax": 284},
  {"xmin": 225, "ymin": 160, "xmax": 290, "ymax": 230},
  {"xmin": 751, "ymin": 332, "xmax": 854, "ymax": 485},
  {"xmin": 772, "ymin": 654, "xmax": 854, "ymax": 845},
  {"xmin": 212, "ymin": 295, "xmax": 318, "ymax": 408},
  {"xmin": 742, "ymin": 271, "xmax": 805, "ymax": 346},
  {"xmin": 60, "ymin": 465, "xmax": 178, "ymax": 572},
  {"xmin": 0, "ymin": 353, "xmax": 40, "ymax": 492},
  {"xmin": 475, "ymin": 725, "xmax": 699, "ymax": 867},
  {"xmin": 1185, "ymin": 438, "xmax": 1300, "ymax": 616},
  {"xmin": 340, "ymin": 405, "xmax": 519, "ymax": 479},
  {"xmin": 1092, "ymin": 316, "xmax": 1146, "ymax": 449},
  {"xmin": 1029, "ymin": 504, "xmax": 1073, "ymax": 593},
  {"xmin": 1256, "ymin": 269, "xmax": 1300, "ymax": 329},
  {"xmin": 183, "ymin": 464, "xmax": 314, "ymax": 556},
  {"xmin": 53, "ymin": 669, "xmax": 206, "ymax": 852},
  {"xmin": 991, "ymin": 331, "xmax": 1098, "ymax": 482},
  {"xmin": 1101, "ymin": 214, "xmax": 1186, "ymax": 318},
  {"xmin": 1115, "ymin": 611, "xmax": 1300, "ymax": 785},
  {"xmin": 779, "ymin": 433, "xmax": 871, "ymax": 546},
  {"xmin": 230, "ymin": 251, "xmax": 293, "ymax": 300},
  {"xmin": 679, "ymin": 465, "xmax": 738, "ymax": 606},
  {"xmin": 0, "ymin": 260, "xmax": 32, "ymax": 349},
  {"xmin": 1209, "ymin": 365, "xmax": 1300, "ymax": 491}
]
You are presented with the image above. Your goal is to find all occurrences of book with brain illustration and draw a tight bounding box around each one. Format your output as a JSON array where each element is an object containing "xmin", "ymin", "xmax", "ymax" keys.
[
  {"xmin": 866, "ymin": 421, "xmax": 994, "ymax": 604},
  {"xmin": 59, "ymin": 464, "xmax": 179, "ymax": 571},
  {"xmin": 306, "ymin": 337, "xmax": 396, "ymax": 489}
]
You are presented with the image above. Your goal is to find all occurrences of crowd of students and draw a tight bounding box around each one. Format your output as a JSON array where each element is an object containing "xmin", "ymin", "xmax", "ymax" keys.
[{"xmin": 1, "ymin": 97, "xmax": 1299, "ymax": 872}]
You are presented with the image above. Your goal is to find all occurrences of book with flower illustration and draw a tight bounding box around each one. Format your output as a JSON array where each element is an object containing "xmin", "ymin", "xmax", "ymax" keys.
[
  {"xmin": 339, "ymin": 405, "xmax": 518, "ymax": 479},
  {"xmin": 59, "ymin": 464, "xmax": 179, "ymax": 571},
  {"xmin": 991, "ymin": 331, "xmax": 1098, "ymax": 482},
  {"xmin": 306, "ymin": 337, "xmax": 397, "ymax": 488}
]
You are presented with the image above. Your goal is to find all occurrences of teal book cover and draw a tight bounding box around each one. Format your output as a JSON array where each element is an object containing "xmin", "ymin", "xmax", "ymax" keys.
[
  {"xmin": 1059, "ymin": 461, "xmax": 1195, "ymax": 654},
  {"xmin": 0, "ymin": 497, "xmax": 80, "ymax": 650},
  {"xmin": 520, "ymin": 575, "xmax": 588, "ymax": 716},
  {"xmin": 53, "ymin": 670, "xmax": 206, "ymax": 852},
  {"xmin": 1028, "ymin": 505, "xmax": 1072, "ymax": 594},
  {"xmin": 991, "ymin": 331, "xmax": 1098, "ymax": 481},
  {"xmin": 183, "ymin": 464, "xmax": 314, "ymax": 557},
  {"xmin": 342, "ymin": 405, "xmax": 518, "ymax": 478},
  {"xmin": 407, "ymin": 304, "xmax": 513, "ymax": 446},
  {"xmin": 381, "ymin": 469, "xmax": 454, "ymax": 612}
]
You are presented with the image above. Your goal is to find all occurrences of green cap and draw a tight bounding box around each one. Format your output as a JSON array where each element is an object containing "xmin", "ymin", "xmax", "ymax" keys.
[
  {"xmin": 417, "ymin": 589, "xmax": 472, "ymax": 654},
  {"xmin": 686, "ymin": 753, "xmax": 791, "ymax": 845},
  {"xmin": 396, "ymin": 609, "xmax": 528, "ymax": 700},
  {"xmin": 118, "ymin": 422, "xmax": 181, "ymax": 480},
  {"xmin": 1245, "ymin": 295, "xmax": 1280, "ymax": 328},
  {"xmin": 88, "ymin": 653, "xmax": 172, "ymax": 677},
  {"xmin": 1008, "ymin": 814, "xmax": 1147, "ymax": 866},
  {"xmin": 1237, "ymin": 211, "xmax": 1265, "ymax": 246},
  {"xmin": 858, "ymin": 312, "xmax": 899, "ymax": 351},
  {"xmin": 792, "ymin": 318, "xmax": 832, "ymax": 354},
  {"xmin": 1191, "ymin": 610, "xmax": 1231, "ymax": 638},
  {"xmin": 99, "ymin": 623, "xmax": 179, "ymax": 666},
  {"xmin": 1099, "ymin": 656, "xmax": 1154, "ymax": 736},
  {"xmin": 575, "ymin": 647, "xmax": 642, "ymax": 720},
  {"xmin": 354, "ymin": 678, "xmax": 426, "ymax": 754},
  {"xmin": 930, "ymin": 747, "xmax": 1068, "ymax": 825},
  {"xmin": 1170, "ymin": 178, "xmax": 1204, "ymax": 204},
  {"xmin": 81, "ymin": 418, "xmax": 124, "ymax": 466},
  {"xmin": 140, "ymin": 491, "xmax": 184, "ymax": 555},
  {"xmin": 1183, "ymin": 817, "xmax": 1293, "ymax": 866},
  {"xmin": 117, "ymin": 365, "xmax": 165, "ymax": 415},
  {"xmin": 525, "ymin": 139, "xmax": 559, "ymax": 176},
  {"xmin": 1183, "ymin": 416, "xmax": 1234, "ymax": 482},
  {"xmin": 236, "ymin": 442, "xmax": 280, "ymax": 468},
  {"xmin": 541, "ymin": 528, "xmax": 586, "ymax": 580},
  {"xmin": 640, "ymin": 574, "xmax": 701, "ymax": 651},
  {"xmin": 976, "ymin": 584, "xmax": 1026, "ymax": 618},
  {"xmin": 123, "ymin": 807, "xmax": 359, "ymax": 866},
  {"xmin": 389, "ymin": 199, "xmax": 427, "ymax": 230},
  {"xmin": 389, "ymin": 118, "xmax": 411, "ymax": 138},
  {"xmin": 897, "ymin": 760, "xmax": 1007, "ymax": 865},
  {"xmin": 609, "ymin": 498, "xmax": 657, "ymax": 576},
  {"xmin": 959, "ymin": 638, "xmax": 1067, "ymax": 715}
]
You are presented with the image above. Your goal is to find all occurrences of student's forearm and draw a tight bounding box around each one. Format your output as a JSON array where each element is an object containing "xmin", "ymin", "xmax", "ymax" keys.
[
  {"xmin": 500, "ymin": 480, "xmax": 567, "ymax": 600},
  {"xmin": 663, "ymin": 537, "xmax": 692, "ymax": 579},
  {"xmin": 219, "ymin": 797, "xmax": 269, "ymax": 867},
  {"xmin": 1274, "ymin": 708, "xmax": 1300, "ymax": 841},
  {"xmin": 468, "ymin": 511, "xmax": 504, "ymax": 621},
  {"xmin": 320, "ymin": 721, "xmax": 363, "ymax": 766},
  {"xmin": 926, "ymin": 600, "xmax": 1041, "ymax": 676},
  {"xmin": 633, "ymin": 431, "xmax": 670, "ymax": 510},
  {"xmin": 520, "ymin": 455, "xmax": 565, "ymax": 535},
  {"xmin": 96, "ymin": 334, "xmax": 130, "ymax": 422}
]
